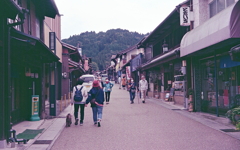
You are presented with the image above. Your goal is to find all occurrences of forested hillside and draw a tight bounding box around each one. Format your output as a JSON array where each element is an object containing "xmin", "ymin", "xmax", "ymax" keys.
[{"xmin": 62, "ymin": 29, "xmax": 146, "ymax": 70}]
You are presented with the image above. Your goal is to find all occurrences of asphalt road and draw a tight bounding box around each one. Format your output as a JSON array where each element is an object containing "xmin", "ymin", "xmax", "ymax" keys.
[{"xmin": 51, "ymin": 85, "xmax": 240, "ymax": 150}]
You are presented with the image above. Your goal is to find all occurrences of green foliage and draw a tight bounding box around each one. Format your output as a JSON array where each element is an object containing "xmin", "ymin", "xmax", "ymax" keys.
[
  {"xmin": 62, "ymin": 29, "xmax": 146, "ymax": 70},
  {"xmin": 226, "ymin": 106, "xmax": 240, "ymax": 125},
  {"xmin": 90, "ymin": 62, "xmax": 99, "ymax": 72},
  {"xmin": 236, "ymin": 122, "xmax": 240, "ymax": 130},
  {"xmin": 186, "ymin": 88, "xmax": 194, "ymax": 98}
]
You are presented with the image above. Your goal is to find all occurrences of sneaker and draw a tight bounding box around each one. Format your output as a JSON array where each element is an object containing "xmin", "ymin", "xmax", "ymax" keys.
[
  {"xmin": 142, "ymin": 101, "xmax": 145, "ymax": 103},
  {"xmin": 98, "ymin": 122, "xmax": 101, "ymax": 127},
  {"xmin": 94, "ymin": 122, "xmax": 97, "ymax": 125},
  {"xmin": 75, "ymin": 118, "xmax": 79, "ymax": 125},
  {"xmin": 80, "ymin": 121, "xmax": 83, "ymax": 126},
  {"xmin": 130, "ymin": 101, "xmax": 133, "ymax": 104}
]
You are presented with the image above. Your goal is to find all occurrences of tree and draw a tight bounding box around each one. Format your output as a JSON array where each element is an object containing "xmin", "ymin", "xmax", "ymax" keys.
[
  {"xmin": 62, "ymin": 29, "xmax": 147, "ymax": 70},
  {"xmin": 90, "ymin": 62, "xmax": 99, "ymax": 72}
]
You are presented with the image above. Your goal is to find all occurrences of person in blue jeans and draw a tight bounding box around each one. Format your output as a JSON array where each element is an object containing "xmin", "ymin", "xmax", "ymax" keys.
[
  {"xmin": 128, "ymin": 79, "xmax": 137, "ymax": 104},
  {"xmin": 86, "ymin": 80, "xmax": 105, "ymax": 127},
  {"xmin": 103, "ymin": 79, "xmax": 114, "ymax": 104}
]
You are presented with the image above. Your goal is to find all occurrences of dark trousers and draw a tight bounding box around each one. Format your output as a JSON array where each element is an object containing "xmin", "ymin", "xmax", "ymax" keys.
[
  {"xmin": 129, "ymin": 91, "xmax": 136, "ymax": 101},
  {"xmin": 105, "ymin": 92, "xmax": 111, "ymax": 102},
  {"xmin": 74, "ymin": 104, "xmax": 85, "ymax": 122}
]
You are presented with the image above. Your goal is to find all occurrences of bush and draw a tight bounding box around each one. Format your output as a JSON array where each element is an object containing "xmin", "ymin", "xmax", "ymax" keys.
[{"xmin": 226, "ymin": 106, "xmax": 240, "ymax": 125}]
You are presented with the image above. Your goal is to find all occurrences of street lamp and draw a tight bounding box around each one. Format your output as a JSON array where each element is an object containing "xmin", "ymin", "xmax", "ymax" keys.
[{"xmin": 162, "ymin": 41, "xmax": 168, "ymax": 53}]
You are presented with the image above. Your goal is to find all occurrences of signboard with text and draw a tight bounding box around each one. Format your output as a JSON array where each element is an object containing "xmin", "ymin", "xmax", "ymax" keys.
[
  {"xmin": 180, "ymin": 6, "xmax": 190, "ymax": 26},
  {"xmin": 30, "ymin": 95, "xmax": 40, "ymax": 121}
]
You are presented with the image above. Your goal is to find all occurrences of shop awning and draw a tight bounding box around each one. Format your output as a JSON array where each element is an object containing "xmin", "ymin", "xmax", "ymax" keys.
[
  {"xmin": 121, "ymin": 60, "xmax": 131, "ymax": 68},
  {"xmin": 141, "ymin": 48, "xmax": 180, "ymax": 70},
  {"xmin": 11, "ymin": 28, "xmax": 59, "ymax": 63},
  {"xmin": 3, "ymin": 0, "xmax": 24, "ymax": 20},
  {"xmin": 180, "ymin": 1, "xmax": 240, "ymax": 57}
]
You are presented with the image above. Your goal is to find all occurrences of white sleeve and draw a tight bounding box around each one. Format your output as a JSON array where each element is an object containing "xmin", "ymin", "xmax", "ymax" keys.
[{"xmin": 82, "ymin": 86, "xmax": 88, "ymax": 97}]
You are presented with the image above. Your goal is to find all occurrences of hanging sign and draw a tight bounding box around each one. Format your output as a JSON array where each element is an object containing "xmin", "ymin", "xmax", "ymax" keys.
[
  {"xmin": 180, "ymin": 6, "xmax": 190, "ymax": 26},
  {"xmin": 126, "ymin": 66, "xmax": 131, "ymax": 80}
]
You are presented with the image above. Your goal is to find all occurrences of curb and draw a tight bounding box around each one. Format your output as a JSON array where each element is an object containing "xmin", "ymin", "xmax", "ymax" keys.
[
  {"xmin": 46, "ymin": 118, "xmax": 66, "ymax": 150},
  {"xmin": 148, "ymin": 97, "xmax": 240, "ymax": 141}
]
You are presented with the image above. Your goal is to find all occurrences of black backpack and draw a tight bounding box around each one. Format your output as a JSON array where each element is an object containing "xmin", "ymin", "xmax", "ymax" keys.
[{"xmin": 74, "ymin": 86, "xmax": 83, "ymax": 102}]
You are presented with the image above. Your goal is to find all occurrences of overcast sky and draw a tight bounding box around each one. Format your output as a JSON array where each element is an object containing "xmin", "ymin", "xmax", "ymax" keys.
[{"xmin": 55, "ymin": 0, "xmax": 186, "ymax": 39}]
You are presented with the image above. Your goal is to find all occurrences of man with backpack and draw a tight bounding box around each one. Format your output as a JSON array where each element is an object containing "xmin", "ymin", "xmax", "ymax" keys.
[{"xmin": 71, "ymin": 79, "xmax": 88, "ymax": 126}]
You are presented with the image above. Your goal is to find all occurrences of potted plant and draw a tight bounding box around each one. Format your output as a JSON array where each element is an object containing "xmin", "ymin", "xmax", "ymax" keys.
[
  {"xmin": 201, "ymin": 99, "xmax": 212, "ymax": 112},
  {"xmin": 236, "ymin": 121, "xmax": 240, "ymax": 130},
  {"xmin": 226, "ymin": 106, "xmax": 240, "ymax": 125},
  {"xmin": 186, "ymin": 88, "xmax": 194, "ymax": 112}
]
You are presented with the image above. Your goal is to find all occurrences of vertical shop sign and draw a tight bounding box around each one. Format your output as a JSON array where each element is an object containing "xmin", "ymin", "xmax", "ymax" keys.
[
  {"xmin": 180, "ymin": 6, "xmax": 190, "ymax": 26},
  {"xmin": 30, "ymin": 95, "xmax": 40, "ymax": 121}
]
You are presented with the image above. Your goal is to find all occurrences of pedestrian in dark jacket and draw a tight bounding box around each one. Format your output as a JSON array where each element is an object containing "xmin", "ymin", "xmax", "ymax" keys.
[
  {"xmin": 128, "ymin": 79, "xmax": 137, "ymax": 104},
  {"xmin": 86, "ymin": 80, "xmax": 105, "ymax": 127}
]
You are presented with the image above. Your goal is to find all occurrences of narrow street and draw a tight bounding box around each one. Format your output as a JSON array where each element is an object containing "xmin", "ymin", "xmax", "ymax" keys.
[{"xmin": 51, "ymin": 85, "xmax": 240, "ymax": 150}]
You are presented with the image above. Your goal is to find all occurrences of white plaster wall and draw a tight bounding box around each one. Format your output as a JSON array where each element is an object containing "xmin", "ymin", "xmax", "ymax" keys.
[
  {"xmin": 192, "ymin": 0, "xmax": 209, "ymax": 28},
  {"xmin": 126, "ymin": 48, "xmax": 144, "ymax": 62}
]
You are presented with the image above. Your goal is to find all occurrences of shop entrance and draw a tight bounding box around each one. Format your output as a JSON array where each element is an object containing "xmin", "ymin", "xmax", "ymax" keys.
[{"xmin": 201, "ymin": 56, "xmax": 240, "ymax": 113}]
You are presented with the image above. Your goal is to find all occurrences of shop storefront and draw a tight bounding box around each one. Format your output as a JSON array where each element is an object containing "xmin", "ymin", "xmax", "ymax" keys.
[
  {"xmin": 141, "ymin": 48, "xmax": 181, "ymax": 99},
  {"xmin": 199, "ymin": 55, "xmax": 240, "ymax": 113},
  {"xmin": 180, "ymin": 1, "xmax": 240, "ymax": 114},
  {"xmin": 10, "ymin": 28, "xmax": 59, "ymax": 123}
]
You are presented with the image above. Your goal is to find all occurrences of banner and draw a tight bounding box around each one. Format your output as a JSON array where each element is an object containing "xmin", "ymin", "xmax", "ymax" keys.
[{"xmin": 126, "ymin": 66, "xmax": 131, "ymax": 80}]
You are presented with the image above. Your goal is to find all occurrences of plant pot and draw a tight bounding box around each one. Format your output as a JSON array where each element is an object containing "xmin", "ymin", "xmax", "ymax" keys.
[
  {"xmin": 188, "ymin": 95, "xmax": 194, "ymax": 112},
  {"xmin": 201, "ymin": 100, "xmax": 211, "ymax": 112},
  {"xmin": 189, "ymin": 104, "xmax": 193, "ymax": 112}
]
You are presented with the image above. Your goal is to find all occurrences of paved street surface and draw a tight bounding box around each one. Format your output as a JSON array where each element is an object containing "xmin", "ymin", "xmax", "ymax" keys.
[{"xmin": 51, "ymin": 85, "xmax": 240, "ymax": 150}]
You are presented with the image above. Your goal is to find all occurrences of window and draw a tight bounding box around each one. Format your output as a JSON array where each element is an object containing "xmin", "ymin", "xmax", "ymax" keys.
[
  {"xmin": 217, "ymin": 0, "xmax": 225, "ymax": 12},
  {"xmin": 36, "ymin": 18, "xmax": 40, "ymax": 38},
  {"xmin": 210, "ymin": 0, "xmax": 235, "ymax": 18},
  {"xmin": 80, "ymin": 77, "xmax": 94, "ymax": 82},
  {"xmin": 49, "ymin": 32, "xmax": 56, "ymax": 51},
  {"xmin": 145, "ymin": 46, "xmax": 152, "ymax": 60},
  {"xmin": 227, "ymin": 0, "xmax": 235, "ymax": 6}
]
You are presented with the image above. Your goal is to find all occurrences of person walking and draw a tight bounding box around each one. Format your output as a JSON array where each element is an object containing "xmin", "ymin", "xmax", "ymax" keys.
[
  {"xmin": 103, "ymin": 79, "xmax": 114, "ymax": 104},
  {"xmin": 71, "ymin": 79, "xmax": 88, "ymax": 125},
  {"xmin": 85, "ymin": 80, "xmax": 105, "ymax": 127},
  {"xmin": 118, "ymin": 76, "xmax": 121, "ymax": 89},
  {"xmin": 128, "ymin": 79, "xmax": 137, "ymax": 104},
  {"xmin": 121, "ymin": 76, "xmax": 126, "ymax": 90},
  {"xmin": 139, "ymin": 75, "xmax": 148, "ymax": 103}
]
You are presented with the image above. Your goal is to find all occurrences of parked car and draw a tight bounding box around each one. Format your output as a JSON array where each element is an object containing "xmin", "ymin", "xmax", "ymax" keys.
[
  {"xmin": 174, "ymin": 75, "xmax": 184, "ymax": 92},
  {"xmin": 101, "ymin": 74, "xmax": 108, "ymax": 83},
  {"xmin": 79, "ymin": 74, "xmax": 95, "ymax": 92}
]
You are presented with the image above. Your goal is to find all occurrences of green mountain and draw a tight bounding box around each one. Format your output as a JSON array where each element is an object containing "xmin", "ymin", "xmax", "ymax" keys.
[{"xmin": 62, "ymin": 29, "xmax": 146, "ymax": 70}]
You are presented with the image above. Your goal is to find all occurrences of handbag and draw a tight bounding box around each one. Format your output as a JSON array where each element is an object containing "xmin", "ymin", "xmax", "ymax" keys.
[
  {"xmin": 131, "ymin": 89, "xmax": 136, "ymax": 93},
  {"xmin": 90, "ymin": 90, "xmax": 99, "ymax": 105}
]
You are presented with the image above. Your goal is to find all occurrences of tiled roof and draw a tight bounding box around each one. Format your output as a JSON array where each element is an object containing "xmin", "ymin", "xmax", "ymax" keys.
[
  {"xmin": 62, "ymin": 42, "xmax": 77, "ymax": 50},
  {"xmin": 118, "ymin": 45, "xmax": 137, "ymax": 55}
]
